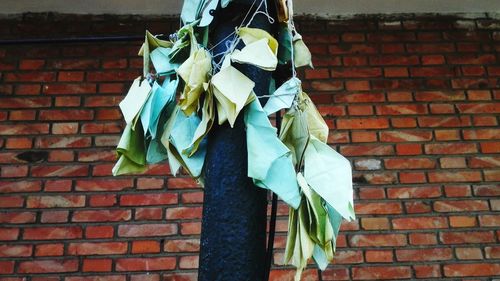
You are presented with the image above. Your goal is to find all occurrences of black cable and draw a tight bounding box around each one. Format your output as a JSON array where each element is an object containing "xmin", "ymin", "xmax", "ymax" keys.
[
  {"xmin": 264, "ymin": 110, "xmax": 281, "ymax": 281},
  {"xmin": 0, "ymin": 35, "xmax": 169, "ymax": 45}
]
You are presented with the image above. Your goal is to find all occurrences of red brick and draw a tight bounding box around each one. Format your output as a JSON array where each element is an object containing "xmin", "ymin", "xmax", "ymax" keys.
[
  {"xmin": 387, "ymin": 158, "xmax": 435, "ymax": 171},
  {"xmin": 9, "ymin": 110, "xmax": 36, "ymax": 120},
  {"xmin": 52, "ymin": 123, "xmax": 79, "ymax": 134},
  {"xmin": 340, "ymin": 144, "xmax": 394, "ymax": 156},
  {"xmin": 440, "ymin": 231, "xmax": 495, "ymax": 244},
  {"xmin": 481, "ymin": 142, "xmax": 500, "ymax": 153},
  {"xmin": 39, "ymin": 109, "xmax": 93, "ymax": 121},
  {"xmin": 0, "ymin": 124, "xmax": 49, "ymax": 135},
  {"xmin": 131, "ymin": 240, "xmax": 161, "ymax": 254},
  {"xmin": 31, "ymin": 165, "xmax": 88, "ymax": 177},
  {"xmin": 387, "ymin": 186, "xmax": 440, "ymax": 198},
  {"xmin": 35, "ymin": 244, "xmax": 64, "ymax": 257},
  {"xmin": 352, "ymin": 266, "xmax": 411, "ymax": 280},
  {"xmin": 181, "ymin": 191, "xmax": 204, "ymax": 204},
  {"xmin": 317, "ymin": 105, "xmax": 346, "ymax": 116},
  {"xmin": 473, "ymin": 185, "xmax": 500, "ymax": 196},
  {"xmin": 49, "ymin": 59, "xmax": 99, "ymax": 69},
  {"xmin": 116, "ymin": 257, "xmax": 176, "ymax": 271},
  {"xmin": 337, "ymin": 118, "xmax": 388, "ymax": 129},
  {"xmin": 440, "ymin": 157, "xmax": 466, "ymax": 168},
  {"xmin": 118, "ymin": 223, "xmax": 177, "ymax": 237},
  {"xmin": 166, "ymin": 206, "xmax": 203, "ymax": 219},
  {"xmin": 355, "ymin": 202, "xmax": 402, "ymax": 215},
  {"xmin": 479, "ymin": 215, "xmax": 500, "ymax": 227},
  {"xmin": 393, "ymin": 217, "xmax": 447, "ymax": 229},
  {"xmin": 473, "ymin": 115, "xmax": 497, "ymax": 126},
  {"xmin": 15, "ymin": 84, "xmax": 42, "ymax": 95},
  {"xmin": 0, "ymin": 244, "xmax": 32, "ymax": 257},
  {"xmin": 310, "ymin": 80, "xmax": 343, "ymax": 91},
  {"xmin": 5, "ymin": 72, "xmax": 56, "ymax": 82},
  {"xmin": 66, "ymin": 276, "xmax": 125, "ymax": 281},
  {"xmin": 485, "ymin": 246, "xmax": 500, "ymax": 259},
  {"xmin": 304, "ymin": 68, "xmax": 329, "ymax": 79},
  {"xmin": 75, "ymin": 179, "xmax": 133, "ymax": 191},
  {"xmin": 349, "ymin": 234, "xmax": 407, "ymax": 247},
  {"xmin": 334, "ymin": 92, "xmax": 385, "ymax": 103},
  {"xmin": 84, "ymin": 96, "xmax": 122, "ymax": 107},
  {"xmin": 96, "ymin": 108, "xmax": 122, "ymax": 120},
  {"xmin": 41, "ymin": 210, "xmax": 69, "ymax": 223},
  {"xmin": 0, "ymin": 195, "xmax": 25, "ymax": 207},
  {"xmin": 58, "ymin": 71, "xmax": 84, "ymax": 82},
  {"xmin": 331, "ymin": 67, "xmax": 382, "ymax": 78},
  {"xmin": 135, "ymin": 207, "xmax": 163, "ymax": 220},
  {"xmin": 457, "ymin": 103, "xmax": 500, "ymax": 114},
  {"xmin": 405, "ymin": 201, "xmax": 432, "ymax": 213},
  {"xmin": 345, "ymin": 81, "xmax": 370, "ymax": 91},
  {"xmin": 396, "ymin": 248, "xmax": 452, "ymax": 261},
  {"xmin": 449, "ymin": 215, "xmax": 476, "ymax": 227},
  {"xmin": 444, "ymin": 185, "xmax": 472, "ymax": 197},
  {"xmin": 2, "ymin": 164, "xmax": 29, "ymax": 177},
  {"xmin": 422, "ymin": 55, "xmax": 445, "ymax": 65},
  {"xmin": 0, "ymin": 211, "xmax": 36, "ymax": 224},
  {"xmin": 43, "ymin": 84, "xmax": 97, "ymax": 95},
  {"xmin": 36, "ymin": 137, "xmax": 91, "ymax": 148},
  {"xmin": 89, "ymin": 194, "xmax": 117, "ymax": 207},
  {"xmin": 395, "ymin": 143, "xmax": 421, "ymax": 155},
  {"xmin": 68, "ymin": 242, "xmax": 128, "ymax": 255},
  {"xmin": 365, "ymin": 250, "xmax": 393, "ymax": 263},
  {"xmin": 120, "ymin": 193, "xmax": 178, "ymax": 206},
  {"xmin": 409, "ymin": 233, "xmax": 437, "ymax": 245},
  {"xmin": 82, "ymin": 259, "xmax": 112, "ymax": 272},
  {"xmin": 425, "ymin": 143, "xmax": 477, "ymax": 154},
  {"xmin": 23, "ymin": 226, "xmax": 82, "ymax": 240},
  {"xmin": 360, "ymin": 218, "xmax": 389, "ymax": 230},
  {"xmin": 27, "ymin": 195, "xmax": 85, "ymax": 208},
  {"xmin": 444, "ymin": 263, "xmax": 500, "ymax": 277},
  {"xmin": 358, "ymin": 185, "xmax": 384, "ymax": 199},
  {"xmin": 435, "ymin": 129, "xmax": 461, "ymax": 141},
  {"xmin": 0, "ymin": 228, "xmax": 19, "ymax": 241},
  {"xmin": 55, "ymin": 96, "xmax": 81, "ymax": 107},
  {"xmin": 434, "ymin": 200, "xmax": 489, "ymax": 212},
  {"xmin": 467, "ymin": 90, "xmax": 492, "ymax": 100},
  {"xmin": 44, "ymin": 179, "xmax": 72, "ymax": 192},
  {"xmin": 73, "ymin": 210, "xmax": 131, "ymax": 222},
  {"xmin": 399, "ymin": 172, "xmax": 426, "ymax": 183},
  {"xmin": 429, "ymin": 171, "xmax": 482, "ymax": 183},
  {"xmin": 414, "ymin": 90, "xmax": 465, "ymax": 101},
  {"xmin": 414, "ymin": 265, "xmax": 441, "ymax": 278},
  {"xmin": 18, "ymin": 259, "xmax": 79, "ymax": 273},
  {"xmin": 167, "ymin": 178, "xmax": 202, "ymax": 189},
  {"xmin": 85, "ymin": 226, "xmax": 114, "ymax": 239},
  {"xmin": 418, "ymin": 116, "xmax": 471, "ymax": 127},
  {"xmin": 429, "ymin": 103, "xmax": 455, "ymax": 114}
]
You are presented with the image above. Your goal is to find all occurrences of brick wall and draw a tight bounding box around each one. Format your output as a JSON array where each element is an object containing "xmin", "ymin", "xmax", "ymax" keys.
[{"xmin": 0, "ymin": 13, "xmax": 499, "ymax": 280}]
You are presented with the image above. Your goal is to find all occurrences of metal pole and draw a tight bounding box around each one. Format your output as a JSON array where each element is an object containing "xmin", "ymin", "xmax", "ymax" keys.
[{"xmin": 198, "ymin": 1, "xmax": 277, "ymax": 280}]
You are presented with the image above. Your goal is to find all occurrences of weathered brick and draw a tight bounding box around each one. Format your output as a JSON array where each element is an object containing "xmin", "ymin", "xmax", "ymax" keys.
[
  {"xmin": 440, "ymin": 231, "xmax": 495, "ymax": 244},
  {"xmin": 118, "ymin": 223, "xmax": 177, "ymax": 237},
  {"xmin": 393, "ymin": 217, "xmax": 447, "ymax": 229},
  {"xmin": 396, "ymin": 248, "xmax": 452, "ymax": 261},
  {"xmin": 68, "ymin": 242, "xmax": 128, "ymax": 255},
  {"xmin": 116, "ymin": 257, "xmax": 176, "ymax": 271},
  {"xmin": 444, "ymin": 263, "xmax": 500, "ymax": 277},
  {"xmin": 72, "ymin": 210, "xmax": 131, "ymax": 222},
  {"xmin": 18, "ymin": 259, "xmax": 79, "ymax": 273},
  {"xmin": 352, "ymin": 266, "xmax": 411, "ymax": 280}
]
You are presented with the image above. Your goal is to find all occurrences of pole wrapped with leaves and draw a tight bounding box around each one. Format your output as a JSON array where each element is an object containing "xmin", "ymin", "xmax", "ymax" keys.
[{"xmin": 113, "ymin": 0, "xmax": 355, "ymax": 279}]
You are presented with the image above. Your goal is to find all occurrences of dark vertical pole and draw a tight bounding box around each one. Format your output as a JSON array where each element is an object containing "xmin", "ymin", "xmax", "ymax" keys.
[{"xmin": 198, "ymin": 1, "xmax": 276, "ymax": 281}]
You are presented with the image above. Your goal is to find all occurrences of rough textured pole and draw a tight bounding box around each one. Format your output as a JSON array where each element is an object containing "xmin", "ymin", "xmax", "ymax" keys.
[{"xmin": 198, "ymin": 2, "xmax": 275, "ymax": 281}]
